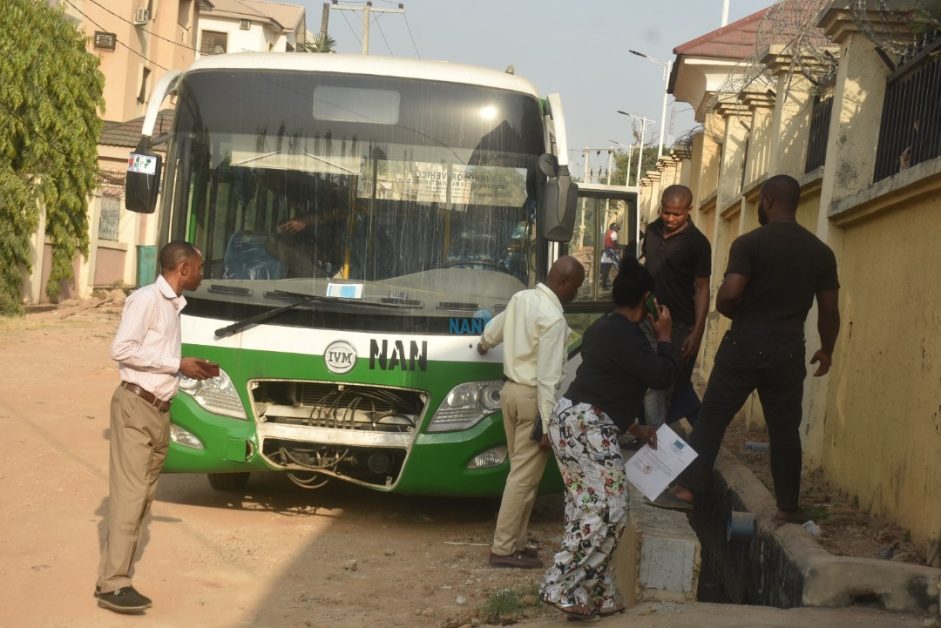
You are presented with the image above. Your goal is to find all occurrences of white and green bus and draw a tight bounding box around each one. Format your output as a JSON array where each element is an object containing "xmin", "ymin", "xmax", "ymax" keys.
[{"xmin": 125, "ymin": 52, "xmax": 583, "ymax": 495}]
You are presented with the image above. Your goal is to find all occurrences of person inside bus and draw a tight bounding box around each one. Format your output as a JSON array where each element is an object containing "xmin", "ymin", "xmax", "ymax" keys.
[{"xmin": 273, "ymin": 185, "xmax": 348, "ymax": 278}]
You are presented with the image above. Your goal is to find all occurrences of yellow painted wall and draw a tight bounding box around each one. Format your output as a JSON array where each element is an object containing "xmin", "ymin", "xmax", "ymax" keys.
[{"xmin": 824, "ymin": 185, "xmax": 941, "ymax": 545}]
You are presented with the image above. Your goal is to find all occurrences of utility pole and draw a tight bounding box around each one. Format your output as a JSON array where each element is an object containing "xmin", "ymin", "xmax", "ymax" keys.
[
  {"xmin": 331, "ymin": 1, "xmax": 405, "ymax": 55},
  {"xmin": 617, "ymin": 111, "xmax": 653, "ymax": 186},
  {"xmin": 721, "ymin": 0, "xmax": 730, "ymax": 26},
  {"xmin": 320, "ymin": 3, "xmax": 330, "ymax": 38},
  {"xmin": 605, "ymin": 148, "xmax": 614, "ymax": 185}
]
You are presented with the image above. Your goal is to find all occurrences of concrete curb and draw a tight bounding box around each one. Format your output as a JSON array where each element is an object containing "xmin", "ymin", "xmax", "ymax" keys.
[
  {"xmin": 704, "ymin": 447, "xmax": 941, "ymax": 614},
  {"xmin": 615, "ymin": 462, "xmax": 702, "ymax": 605}
]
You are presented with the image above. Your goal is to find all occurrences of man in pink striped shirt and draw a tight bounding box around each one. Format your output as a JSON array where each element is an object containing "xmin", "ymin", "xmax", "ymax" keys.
[{"xmin": 95, "ymin": 241, "xmax": 215, "ymax": 615}]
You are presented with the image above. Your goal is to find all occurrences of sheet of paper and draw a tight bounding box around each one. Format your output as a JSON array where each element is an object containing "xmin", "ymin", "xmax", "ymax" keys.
[{"xmin": 624, "ymin": 424, "xmax": 698, "ymax": 502}]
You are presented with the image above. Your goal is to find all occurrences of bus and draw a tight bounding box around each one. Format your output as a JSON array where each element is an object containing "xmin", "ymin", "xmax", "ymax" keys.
[{"xmin": 125, "ymin": 52, "xmax": 579, "ymax": 495}]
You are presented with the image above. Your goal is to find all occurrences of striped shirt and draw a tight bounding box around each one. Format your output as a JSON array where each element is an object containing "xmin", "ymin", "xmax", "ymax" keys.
[
  {"xmin": 111, "ymin": 275, "xmax": 187, "ymax": 402},
  {"xmin": 479, "ymin": 283, "xmax": 570, "ymax": 431}
]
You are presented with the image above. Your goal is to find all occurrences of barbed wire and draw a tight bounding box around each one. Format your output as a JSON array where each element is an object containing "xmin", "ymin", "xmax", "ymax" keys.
[
  {"xmin": 700, "ymin": 0, "xmax": 838, "ymax": 123},
  {"xmin": 851, "ymin": 0, "xmax": 941, "ymax": 59}
]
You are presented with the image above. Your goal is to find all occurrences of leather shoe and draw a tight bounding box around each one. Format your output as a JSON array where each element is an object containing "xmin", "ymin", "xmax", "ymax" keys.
[
  {"xmin": 521, "ymin": 544, "xmax": 540, "ymax": 558},
  {"xmin": 489, "ymin": 551, "xmax": 543, "ymax": 569},
  {"xmin": 96, "ymin": 586, "xmax": 152, "ymax": 614}
]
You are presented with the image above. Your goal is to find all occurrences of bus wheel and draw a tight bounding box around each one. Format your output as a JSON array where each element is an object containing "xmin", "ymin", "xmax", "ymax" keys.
[{"xmin": 207, "ymin": 472, "xmax": 250, "ymax": 491}]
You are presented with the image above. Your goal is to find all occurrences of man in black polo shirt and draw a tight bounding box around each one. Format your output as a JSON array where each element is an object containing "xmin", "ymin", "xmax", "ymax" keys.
[
  {"xmin": 641, "ymin": 184, "xmax": 712, "ymax": 427},
  {"xmin": 653, "ymin": 174, "xmax": 840, "ymax": 524}
]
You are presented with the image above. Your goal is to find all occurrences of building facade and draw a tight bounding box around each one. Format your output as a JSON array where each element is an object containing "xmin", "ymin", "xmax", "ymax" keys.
[
  {"xmin": 644, "ymin": 1, "xmax": 941, "ymax": 550},
  {"xmin": 23, "ymin": 1, "xmax": 306, "ymax": 304}
]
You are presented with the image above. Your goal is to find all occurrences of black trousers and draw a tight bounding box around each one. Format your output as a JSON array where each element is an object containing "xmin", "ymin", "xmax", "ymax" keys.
[{"xmin": 679, "ymin": 330, "xmax": 806, "ymax": 510}]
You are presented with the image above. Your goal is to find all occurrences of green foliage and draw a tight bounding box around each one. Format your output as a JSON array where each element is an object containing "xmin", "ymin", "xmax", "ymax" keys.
[
  {"xmin": 611, "ymin": 144, "xmax": 660, "ymax": 187},
  {"xmin": 0, "ymin": 0, "xmax": 104, "ymax": 313},
  {"xmin": 298, "ymin": 33, "xmax": 337, "ymax": 53},
  {"xmin": 478, "ymin": 582, "xmax": 540, "ymax": 624}
]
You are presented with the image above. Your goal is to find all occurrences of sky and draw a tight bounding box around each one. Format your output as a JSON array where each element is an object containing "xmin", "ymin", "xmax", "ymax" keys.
[{"xmin": 297, "ymin": 0, "xmax": 775, "ymax": 178}]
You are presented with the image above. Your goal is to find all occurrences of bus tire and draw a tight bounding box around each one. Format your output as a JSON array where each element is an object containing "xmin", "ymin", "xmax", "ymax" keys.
[{"xmin": 207, "ymin": 472, "xmax": 250, "ymax": 491}]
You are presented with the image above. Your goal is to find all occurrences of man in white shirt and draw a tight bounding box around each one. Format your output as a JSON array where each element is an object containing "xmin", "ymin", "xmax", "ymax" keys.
[
  {"xmin": 96, "ymin": 242, "xmax": 216, "ymax": 614},
  {"xmin": 478, "ymin": 256, "xmax": 585, "ymax": 568}
]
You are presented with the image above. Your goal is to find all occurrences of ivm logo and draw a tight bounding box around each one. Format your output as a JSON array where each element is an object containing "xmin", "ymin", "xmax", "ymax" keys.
[
  {"xmin": 323, "ymin": 340, "xmax": 356, "ymax": 374},
  {"xmin": 369, "ymin": 339, "xmax": 427, "ymax": 371}
]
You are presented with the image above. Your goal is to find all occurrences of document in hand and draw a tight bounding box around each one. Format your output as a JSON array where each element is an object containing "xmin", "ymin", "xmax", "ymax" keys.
[{"xmin": 624, "ymin": 424, "xmax": 698, "ymax": 502}]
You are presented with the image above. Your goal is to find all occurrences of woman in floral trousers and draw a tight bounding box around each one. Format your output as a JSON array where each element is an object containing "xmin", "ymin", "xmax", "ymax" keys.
[{"xmin": 541, "ymin": 257, "xmax": 677, "ymax": 621}]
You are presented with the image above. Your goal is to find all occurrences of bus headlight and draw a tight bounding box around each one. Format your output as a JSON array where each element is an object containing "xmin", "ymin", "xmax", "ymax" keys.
[
  {"xmin": 426, "ymin": 380, "xmax": 503, "ymax": 432},
  {"xmin": 178, "ymin": 369, "xmax": 247, "ymax": 419}
]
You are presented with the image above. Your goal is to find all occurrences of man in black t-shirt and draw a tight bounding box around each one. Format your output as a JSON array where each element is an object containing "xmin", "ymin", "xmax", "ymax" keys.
[
  {"xmin": 641, "ymin": 184, "xmax": 712, "ymax": 427},
  {"xmin": 653, "ymin": 175, "xmax": 840, "ymax": 524}
]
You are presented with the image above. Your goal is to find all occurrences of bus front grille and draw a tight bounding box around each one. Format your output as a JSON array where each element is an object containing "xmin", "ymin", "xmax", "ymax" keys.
[
  {"xmin": 251, "ymin": 380, "xmax": 427, "ymax": 489},
  {"xmin": 251, "ymin": 380, "xmax": 426, "ymax": 432}
]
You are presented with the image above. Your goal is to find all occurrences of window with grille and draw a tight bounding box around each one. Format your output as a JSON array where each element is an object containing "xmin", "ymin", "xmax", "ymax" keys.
[
  {"xmin": 200, "ymin": 30, "xmax": 228, "ymax": 55},
  {"xmin": 99, "ymin": 197, "xmax": 121, "ymax": 241}
]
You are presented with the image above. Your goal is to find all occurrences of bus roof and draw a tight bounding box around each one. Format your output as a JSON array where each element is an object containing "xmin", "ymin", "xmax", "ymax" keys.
[{"xmin": 184, "ymin": 53, "xmax": 540, "ymax": 98}]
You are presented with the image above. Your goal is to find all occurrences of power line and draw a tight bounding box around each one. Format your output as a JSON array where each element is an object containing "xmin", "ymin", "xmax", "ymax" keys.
[
  {"xmin": 375, "ymin": 14, "xmax": 394, "ymax": 56},
  {"xmin": 64, "ymin": 0, "xmax": 168, "ymax": 70},
  {"xmin": 339, "ymin": 10, "xmax": 362, "ymax": 46},
  {"xmin": 402, "ymin": 13, "xmax": 421, "ymax": 58}
]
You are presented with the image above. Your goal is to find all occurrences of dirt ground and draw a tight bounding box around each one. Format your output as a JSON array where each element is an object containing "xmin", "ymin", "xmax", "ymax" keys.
[{"xmin": 0, "ymin": 296, "xmax": 932, "ymax": 628}]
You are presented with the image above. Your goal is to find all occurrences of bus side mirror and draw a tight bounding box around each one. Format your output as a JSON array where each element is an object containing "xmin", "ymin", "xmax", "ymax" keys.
[
  {"xmin": 125, "ymin": 151, "xmax": 162, "ymax": 213},
  {"xmin": 536, "ymin": 154, "xmax": 577, "ymax": 242}
]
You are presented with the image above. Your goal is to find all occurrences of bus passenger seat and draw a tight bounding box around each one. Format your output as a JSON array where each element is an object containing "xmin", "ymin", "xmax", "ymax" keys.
[{"xmin": 223, "ymin": 231, "xmax": 284, "ymax": 280}]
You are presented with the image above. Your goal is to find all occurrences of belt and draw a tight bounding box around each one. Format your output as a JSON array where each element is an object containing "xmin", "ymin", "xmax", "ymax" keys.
[{"xmin": 120, "ymin": 381, "xmax": 172, "ymax": 413}]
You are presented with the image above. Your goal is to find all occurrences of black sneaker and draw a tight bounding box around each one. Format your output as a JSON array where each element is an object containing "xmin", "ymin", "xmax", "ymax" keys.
[{"xmin": 96, "ymin": 586, "xmax": 152, "ymax": 614}]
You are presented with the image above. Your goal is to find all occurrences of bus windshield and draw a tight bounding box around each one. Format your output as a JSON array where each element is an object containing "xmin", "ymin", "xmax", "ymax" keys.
[{"xmin": 166, "ymin": 69, "xmax": 544, "ymax": 323}]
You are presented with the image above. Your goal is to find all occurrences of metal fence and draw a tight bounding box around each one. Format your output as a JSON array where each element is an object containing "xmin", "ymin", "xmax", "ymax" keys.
[
  {"xmin": 805, "ymin": 94, "xmax": 833, "ymax": 173},
  {"xmin": 873, "ymin": 33, "xmax": 941, "ymax": 182}
]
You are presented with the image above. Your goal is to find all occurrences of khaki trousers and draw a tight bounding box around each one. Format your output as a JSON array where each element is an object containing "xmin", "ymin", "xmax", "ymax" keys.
[
  {"xmin": 491, "ymin": 382, "xmax": 550, "ymax": 556},
  {"xmin": 97, "ymin": 384, "xmax": 170, "ymax": 593}
]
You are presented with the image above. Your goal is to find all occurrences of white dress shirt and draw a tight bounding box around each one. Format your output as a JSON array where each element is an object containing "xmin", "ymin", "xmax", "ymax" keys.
[
  {"xmin": 480, "ymin": 283, "xmax": 570, "ymax": 430},
  {"xmin": 111, "ymin": 275, "xmax": 187, "ymax": 402}
]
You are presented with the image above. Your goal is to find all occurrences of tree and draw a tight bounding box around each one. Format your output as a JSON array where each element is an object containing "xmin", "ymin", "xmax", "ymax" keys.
[
  {"xmin": 298, "ymin": 33, "xmax": 337, "ymax": 53},
  {"xmin": 610, "ymin": 143, "xmax": 659, "ymax": 187},
  {"xmin": 0, "ymin": 0, "xmax": 104, "ymax": 314}
]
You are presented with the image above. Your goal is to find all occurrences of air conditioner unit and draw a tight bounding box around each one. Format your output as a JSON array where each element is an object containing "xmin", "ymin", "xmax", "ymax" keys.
[
  {"xmin": 93, "ymin": 31, "xmax": 117, "ymax": 51},
  {"xmin": 239, "ymin": 19, "xmax": 251, "ymax": 30},
  {"xmin": 133, "ymin": 8, "xmax": 149, "ymax": 25}
]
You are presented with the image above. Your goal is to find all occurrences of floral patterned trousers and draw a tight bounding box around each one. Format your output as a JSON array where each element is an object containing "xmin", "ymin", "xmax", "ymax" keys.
[{"xmin": 540, "ymin": 398, "xmax": 628, "ymax": 614}]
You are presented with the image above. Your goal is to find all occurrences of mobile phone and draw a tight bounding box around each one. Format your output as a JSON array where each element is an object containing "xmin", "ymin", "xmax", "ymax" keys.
[
  {"xmin": 204, "ymin": 362, "xmax": 220, "ymax": 377},
  {"xmin": 644, "ymin": 294, "xmax": 659, "ymax": 321}
]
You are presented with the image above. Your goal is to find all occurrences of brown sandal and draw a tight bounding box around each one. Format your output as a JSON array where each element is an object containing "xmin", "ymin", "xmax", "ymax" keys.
[
  {"xmin": 598, "ymin": 605, "xmax": 625, "ymax": 617},
  {"xmin": 541, "ymin": 598, "xmax": 599, "ymax": 622}
]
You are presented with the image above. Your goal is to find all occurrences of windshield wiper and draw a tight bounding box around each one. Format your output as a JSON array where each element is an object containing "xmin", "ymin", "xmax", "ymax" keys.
[
  {"xmin": 266, "ymin": 290, "xmax": 421, "ymax": 309},
  {"xmin": 214, "ymin": 294, "xmax": 319, "ymax": 339},
  {"xmin": 213, "ymin": 289, "xmax": 421, "ymax": 339}
]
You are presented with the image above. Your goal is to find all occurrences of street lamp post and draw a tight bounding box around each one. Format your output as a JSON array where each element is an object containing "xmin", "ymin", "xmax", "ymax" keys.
[
  {"xmin": 617, "ymin": 110, "xmax": 654, "ymax": 186},
  {"xmin": 629, "ymin": 49, "xmax": 673, "ymax": 159}
]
